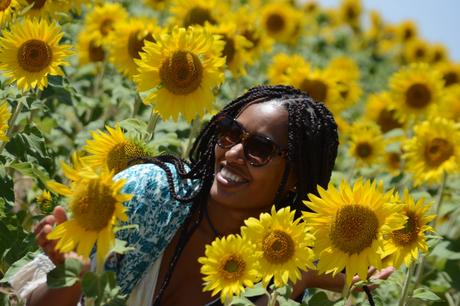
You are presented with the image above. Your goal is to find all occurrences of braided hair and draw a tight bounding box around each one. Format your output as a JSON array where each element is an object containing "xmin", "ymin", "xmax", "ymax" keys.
[{"xmin": 131, "ymin": 84, "xmax": 339, "ymax": 305}]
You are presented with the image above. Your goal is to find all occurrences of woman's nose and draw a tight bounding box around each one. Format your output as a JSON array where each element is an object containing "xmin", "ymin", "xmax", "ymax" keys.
[{"xmin": 224, "ymin": 143, "xmax": 245, "ymax": 164}]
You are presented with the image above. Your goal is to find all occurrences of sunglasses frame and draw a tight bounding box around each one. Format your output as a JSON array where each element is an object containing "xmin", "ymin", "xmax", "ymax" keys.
[{"xmin": 215, "ymin": 115, "xmax": 288, "ymax": 167}]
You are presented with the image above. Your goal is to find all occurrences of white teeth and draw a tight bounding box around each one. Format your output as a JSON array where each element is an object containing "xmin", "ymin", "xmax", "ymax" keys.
[{"xmin": 220, "ymin": 167, "xmax": 246, "ymax": 183}]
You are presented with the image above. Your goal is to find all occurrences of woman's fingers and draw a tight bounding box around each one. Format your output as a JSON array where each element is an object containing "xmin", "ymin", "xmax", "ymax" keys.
[{"xmin": 53, "ymin": 206, "xmax": 68, "ymax": 225}]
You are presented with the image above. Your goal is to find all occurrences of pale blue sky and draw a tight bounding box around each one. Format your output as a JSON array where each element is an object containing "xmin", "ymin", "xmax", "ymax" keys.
[{"xmin": 318, "ymin": 0, "xmax": 460, "ymax": 61}]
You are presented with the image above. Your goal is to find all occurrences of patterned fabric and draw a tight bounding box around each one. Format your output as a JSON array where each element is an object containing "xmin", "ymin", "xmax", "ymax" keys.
[{"xmin": 105, "ymin": 163, "xmax": 200, "ymax": 295}]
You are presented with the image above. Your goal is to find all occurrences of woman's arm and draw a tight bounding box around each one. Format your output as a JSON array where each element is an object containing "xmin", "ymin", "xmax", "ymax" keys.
[{"xmin": 27, "ymin": 282, "xmax": 82, "ymax": 306}]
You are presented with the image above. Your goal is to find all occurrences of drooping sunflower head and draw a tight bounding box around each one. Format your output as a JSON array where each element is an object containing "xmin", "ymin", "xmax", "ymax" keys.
[
  {"xmin": 383, "ymin": 190, "xmax": 434, "ymax": 268},
  {"xmin": 0, "ymin": 18, "xmax": 72, "ymax": 91},
  {"xmin": 397, "ymin": 20, "xmax": 418, "ymax": 42},
  {"xmin": 134, "ymin": 26, "xmax": 225, "ymax": 122},
  {"xmin": 198, "ymin": 234, "xmax": 260, "ymax": 303},
  {"xmin": 47, "ymin": 167, "xmax": 132, "ymax": 267},
  {"xmin": 36, "ymin": 190, "xmax": 56, "ymax": 215},
  {"xmin": 389, "ymin": 63, "xmax": 444, "ymax": 120},
  {"xmin": 327, "ymin": 56, "xmax": 361, "ymax": 82},
  {"xmin": 338, "ymin": 0, "xmax": 362, "ymax": 28},
  {"xmin": 76, "ymin": 30, "xmax": 106, "ymax": 66},
  {"xmin": 0, "ymin": 101, "xmax": 11, "ymax": 142},
  {"xmin": 384, "ymin": 150, "xmax": 403, "ymax": 176},
  {"xmin": 242, "ymin": 206, "xmax": 315, "ymax": 288},
  {"xmin": 365, "ymin": 92, "xmax": 405, "ymax": 133},
  {"xmin": 267, "ymin": 53, "xmax": 307, "ymax": 85},
  {"xmin": 261, "ymin": 2, "xmax": 299, "ymax": 44},
  {"xmin": 83, "ymin": 125, "xmax": 154, "ymax": 174},
  {"xmin": 437, "ymin": 62, "xmax": 460, "ymax": 88},
  {"xmin": 303, "ymin": 179, "xmax": 406, "ymax": 286},
  {"xmin": 348, "ymin": 120, "xmax": 385, "ymax": 165},
  {"xmin": 169, "ymin": 0, "xmax": 225, "ymax": 28},
  {"xmin": 108, "ymin": 18, "xmax": 159, "ymax": 78},
  {"xmin": 403, "ymin": 117, "xmax": 460, "ymax": 186},
  {"xmin": 84, "ymin": 3, "xmax": 128, "ymax": 45},
  {"xmin": 328, "ymin": 68, "xmax": 362, "ymax": 112}
]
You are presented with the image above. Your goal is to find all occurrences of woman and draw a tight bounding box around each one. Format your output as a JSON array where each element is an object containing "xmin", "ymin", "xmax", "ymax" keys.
[{"xmin": 28, "ymin": 85, "xmax": 391, "ymax": 306}]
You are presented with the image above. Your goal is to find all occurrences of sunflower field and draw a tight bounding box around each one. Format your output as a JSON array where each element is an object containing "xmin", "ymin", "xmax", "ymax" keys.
[{"xmin": 1, "ymin": 0, "xmax": 460, "ymax": 305}]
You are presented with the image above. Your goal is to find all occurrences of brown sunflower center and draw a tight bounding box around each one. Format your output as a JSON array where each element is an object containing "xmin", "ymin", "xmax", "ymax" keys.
[
  {"xmin": 266, "ymin": 13, "xmax": 285, "ymax": 33},
  {"xmin": 242, "ymin": 29, "xmax": 260, "ymax": 50},
  {"xmin": 70, "ymin": 179, "xmax": 116, "ymax": 231},
  {"xmin": 128, "ymin": 31, "xmax": 154, "ymax": 60},
  {"xmin": 424, "ymin": 137, "xmax": 453, "ymax": 167},
  {"xmin": 0, "ymin": 0, "xmax": 12, "ymax": 11},
  {"xmin": 387, "ymin": 152, "xmax": 401, "ymax": 170},
  {"xmin": 100, "ymin": 18, "xmax": 114, "ymax": 36},
  {"xmin": 26, "ymin": 0, "xmax": 46, "ymax": 9},
  {"xmin": 414, "ymin": 47, "xmax": 425, "ymax": 60},
  {"xmin": 356, "ymin": 142, "xmax": 373, "ymax": 158},
  {"xmin": 220, "ymin": 34, "xmax": 235, "ymax": 65},
  {"xmin": 17, "ymin": 39, "xmax": 52, "ymax": 73},
  {"xmin": 219, "ymin": 254, "xmax": 245, "ymax": 281},
  {"xmin": 377, "ymin": 109, "xmax": 402, "ymax": 133},
  {"xmin": 392, "ymin": 211, "xmax": 419, "ymax": 246},
  {"xmin": 345, "ymin": 7, "xmax": 358, "ymax": 21},
  {"xmin": 432, "ymin": 51, "xmax": 444, "ymax": 63},
  {"xmin": 299, "ymin": 79, "xmax": 328, "ymax": 102},
  {"xmin": 403, "ymin": 29, "xmax": 414, "ymax": 41},
  {"xmin": 330, "ymin": 205, "xmax": 379, "ymax": 255},
  {"xmin": 405, "ymin": 83, "xmax": 431, "ymax": 109},
  {"xmin": 88, "ymin": 40, "xmax": 105, "ymax": 62},
  {"xmin": 183, "ymin": 7, "xmax": 216, "ymax": 27},
  {"xmin": 159, "ymin": 50, "xmax": 203, "ymax": 95},
  {"xmin": 443, "ymin": 72, "xmax": 459, "ymax": 87},
  {"xmin": 262, "ymin": 230, "xmax": 295, "ymax": 264},
  {"xmin": 107, "ymin": 141, "xmax": 147, "ymax": 174}
]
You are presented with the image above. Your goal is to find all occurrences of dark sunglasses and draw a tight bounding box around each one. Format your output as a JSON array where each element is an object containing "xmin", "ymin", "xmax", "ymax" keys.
[{"xmin": 215, "ymin": 115, "xmax": 287, "ymax": 167}]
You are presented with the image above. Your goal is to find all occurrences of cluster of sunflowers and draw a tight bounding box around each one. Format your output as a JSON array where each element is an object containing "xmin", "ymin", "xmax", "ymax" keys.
[{"xmin": 1, "ymin": 0, "xmax": 460, "ymax": 305}]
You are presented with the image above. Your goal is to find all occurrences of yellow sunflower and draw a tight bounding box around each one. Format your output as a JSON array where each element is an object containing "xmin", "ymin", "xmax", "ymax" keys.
[
  {"xmin": 403, "ymin": 117, "xmax": 460, "ymax": 186},
  {"xmin": 108, "ymin": 18, "xmax": 160, "ymax": 78},
  {"xmin": 0, "ymin": 101, "xmax": 11, "ymax": 142},
  {"xmin": 169, "ymin": 0, "xmax": 226, "ymax": 28},
  {"xmin": 384, "ymin": 150, "xmax": 403, "ymax": 176},
  {"xmin": 0, "ymin": 18, "xmax": 72, "ymax": 91},
  {"xmin": 430, "ymin": 43, "xmax": 449, "ymax": 64},
  {"xmin": 83, "ymin": 125, "xmax": 154, "ymax": 174},
  {"xmin": 134, "ymin": 26, "xmax": 225, "ymax": 122},
  {"xmin": 329, "ymin": 69, "xmax": 362, "ymax": 112},
  {"xmin": 437, "ymin": 62, "xmax": 460, "ymax": 88},
  {"xmin": 402, "ymin": 38, "xmax": 431, "ymax": 64},
  {"xmin": 198, "ymin": 234, "xmax": 260, "ymax": 303},
  {"xmin": 261, "ymin": 2, "xmax": 299, "ymax": 44},
  {"xmin": 241, "ymin": 206, "xmax": 315, "ymax": 288},
  {"xmin": 327, "ymin": 56, "xmax": 360, "ymax": 82},
  {"xmin": 364, "ymin": 92, "xmax": 405, "ymax": 133},
  {"xmin": 19, "ymin": 0, "xmax": 68, "ymax": 19},
  {"xmin": 76, "ymin": 30, "xmax": 106, "ymax": 66},
  {"xmin": 144, "ymin": 0, "xmax": 169, "ymax": 10},
  {"xmin": 348, "ymin": 120, "xmax": 386, "ymax": 166},
  {"xmin": 302, "ymin": 179, "xmax": 406, "ymax": 286},
  {"xmin": 338, "ymin": 0, "xmax": 362, "ymax": 30},
  {"xmin": 84, "ymin": 3, "xmax": 128, "ymax": 45},
  {"xmin": 47, "ymin": 166, "xmax": 132, "ymax": 267},
  {"xmin": 389, "ymin": 63, "xmax": 444, "ymax": 121},
  {"xmin": 383, "ymin": 190, "xmax": 434, "ymax": 268},
  {"xmin": 436, "ymin": 85, "xmax": 460, "ymax": 122},
  {"xmin": 267, "ymin": 53, "xmax": 307, "ymax": 85},
  {"xmin": 397, "ymin": 20, "xmax": 418, "ymax": 42},
  {"xmin": 0, "ymin": 0, "xmax": 23, "ymax": 26}
]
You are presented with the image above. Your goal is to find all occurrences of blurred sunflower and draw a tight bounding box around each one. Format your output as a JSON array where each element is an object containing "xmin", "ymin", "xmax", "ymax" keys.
[
  {"xmin": 403, "ymin": 117, "xmax": 460, "ymax": 186},
  {"xmin": 328, "ymin": 56, "xmax": 360, "ymax": 82},
  {"xmin": 47, "ymin": 166, "xmax": 132, "ymax": 267},
  {"xmin": 338, "ymin": 0, "xmax": 362, "ymax": 30},
  {"xmin": 134, "ymin": 26, "xmax": 225, "ymax": 122},
  {"xmin": 0, "ymin": 18, "xmax": 72, "ymax": 91},
  {"xmin": 348, "ymin": 120, "xmax": 385, "ymax": 166},
  {"xmin": 0, "ymin": 0, "xmax": 23, "ymax": 25},
  {"xmin": 384, "ymin": 150, "xmax": 403, "ymax": 177},
  {"xmin": 169, "ymin": 0, "xmax": 225, "ymax": 28},
  {"xmin": 84, "ymin": 3, "xmax": 128, "ymax": 45},
  {"xmin": 84, "ymin": 125, "xmax": 154, "ymax": 174},
  {"xmin": 241, "ymin": 206, "xmax": 315, "ymax": 287},
  {"xmin": 261, "ymin": 2, "xmax": 299, "ymax": 44},
  {"xmin": 397, "ymin": 20, "xmax": 418, "ymax": 42},
  {"xmin": 19, "ymin": 0, "xmax": 67, "ymax": 19},
  {"xmin": 365, "ymin": 92, "xmax": 405, "ymax": 133},
  {"xmin": 109, "ymin": 18, "xmax": 159, "ymax": 78},
  {"xmin": 206, "ymin": 22, "xmax": 252, "ymax": 77},
  {"xmin": 436, "ymin": 85, "xmax": 460, "ymax": 122},
  {"xmin": 389, "ymin": 63, "xmax": 444, "ymax": 121},
  {"xmin": 402, "ymin": 38, "xmax": 431, "ymax": 64},
  {"xmin": 144, "ymin": 0, "xmax": 169, "ymax": 10},
  {"xmin": 76, "ymin": 30, "xmax": 106, "ymax": 66},
  {"xmin": 330, "ymin": 70, "xmax": 362, "ymax": 112},
  {"xmin": 198, "ymin": 234, "xmax": 260, "ymax": 303},
  {"xmin": 430, "ymin": 43, "xmax": 449, "ymax": 64},
  {"xmin": 303, "ymin": 179, "xmax": 406, "ymax": 286},
  {"xmin": 267, "ymin": 53, "xmax": 306, "ymax": 85},
  {"xmin": 383, "ymin": 191, "xmax": 434, "ymax": 268},
  {"xmin": 437, "ymin": 62, "xmax": 460, "ymax": 88},
  {"xmin": 0, "ymin": 102, "xmax": 11, "ymax": 142}
]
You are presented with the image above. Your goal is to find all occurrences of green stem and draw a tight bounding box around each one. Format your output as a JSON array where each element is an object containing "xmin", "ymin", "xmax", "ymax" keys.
[
  {"xmin": 445, "ymin": 292, "xmax": 456, "ymax": 306},
  {"xmin": 267, "ymin": 291, "xmax": 278, "ymax": 306},
  {"xmin": 183, "ymin": 117, "xmax": 201, "ymax": 159},
  {"xmin": 146, "ymin": 110, "xmax": 160, "ymax": 142},
  {"xmin": 398, "ymin": 263, "xmax": 414, "ymax": 306},
  {"xmin": 433, "ymin": 172, "xmax": 448, "ymax": 228},
  {"xmin": 0, "ymin": 102, "xmax": 24, "ymax": 155},
  {"xmin": 132, "ymin": 93, "xmax": 142, "ymax": 117}
]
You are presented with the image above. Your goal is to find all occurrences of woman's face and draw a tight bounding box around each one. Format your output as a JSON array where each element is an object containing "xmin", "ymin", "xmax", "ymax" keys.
[{"xmin": 209, "ymin": 102, "xmax": 296, "ymax": 211}]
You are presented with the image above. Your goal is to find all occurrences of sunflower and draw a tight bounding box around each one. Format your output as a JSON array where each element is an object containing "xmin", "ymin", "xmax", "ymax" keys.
[
  {"xmin": 397, "ymin": 20, "xmax": 418, "ymax": 42},
  {"xmin": 261, "ymin": 2, "xmax": 299, "ymax": 44},
  {"xmin": 338, "ymin": 0, "xmax": 362, "ymax": 30},
  {"xmin": 267, "ymin": 53, "xmax": 307, "ymax": 85},
  {"xmin": 436, "ymin": 85, "xmax": 460, "ymax": 122},
  {"xmin": 19, "ymin": 0, "xmax": 68, "ymax": 19},
  {"xmin": 241, "ymin": 206, "xmax": 315, "ymax": 288},
  {"xmin": 384, "ymin": 150, "xmax": 403, "ymax": 176},
  {"xmin": 144, "ymin": 0, "xmax": 169, "ymax": 10},
  {"xmin": 198, "ymin": 234, "xmax": 260, "ymax": 303},
  {"xmin": 364, "ymin": 92, "xmax": 405, "ymax": 133},
  {"xmin": 403, "ymin": 117, "xmax": 460, "ymax": 186},
  {"xmin": 327, "ymin": 56, "xmax": 360, "ymax": 82},
  {"xmin": 169, "ymin": 0, "xmax": 226, "ymax": 28},
  {"xmin": 430, "ymin": 44, "xmax": 449, "ymax": 64},
  {"xmin": 0, "ymin": 0, "xmax": 23, "ymax": 26},
  {"xmin": 402, "ymin": 38, "xmax": 431, "ymax": 64},
  {"xmin": 108, "ymin": 18, "xmax": 159, "ymax": 78},
  {"xmin": 437, "ymin": 62, "xmax": 460, "ymax": 88},
  {"xmin": 36, "ymin": 190, "xmax": 55, "ymax": 215},
  {"xmin": 134, "ymin": 26, "xmax": 225, "ymax": 122},
  {"xmin": 76, "ymin": 30, "xmax": 106, "ymax": 66},
  {"xmin": 0, "ymin": 101, "xmax": 11, "ymax": 142},
  {"xmin": 47, "ymin": 166, "xmax": 132, "ymax": 267},
  {"xmin": 83, "ymin": 125, "xmax": 153, "ymax": 174},
  {"xmin": 383, "ymin": 191, "xmax": 434, "ymax": 268},
  {"xmin": 84, "ymin": 3, "xmax": 128, "ymax": 45},
  {"xmin": 389, "ymin": 63, "xmax": 444, "ymax": 121},
  {"xmin": 328, "ymin": 68, "xmax": 362, "ymax": 112},
  {"xmin": 302, "ymin": 179, "xmax": 406, "ymax": 286},
  {"xmin": 0, "ymin": 18, "xmax": 71, "ymax": 91},
  {"xmin": 348, "ymin": 120, "xmax": 386, "ymax": 166}
]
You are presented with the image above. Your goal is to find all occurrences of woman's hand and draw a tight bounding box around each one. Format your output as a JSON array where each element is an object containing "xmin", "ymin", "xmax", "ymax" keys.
[{"xmin": 352, "ymin": 266, "xmax": 396, "ymax": 291}]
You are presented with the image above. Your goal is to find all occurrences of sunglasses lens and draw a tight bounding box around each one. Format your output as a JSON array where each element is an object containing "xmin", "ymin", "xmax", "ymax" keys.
[
  {"xmin": 217, "ymin": 116, "xmax": 241, "ymax": 148},
  {"xmin": 245, "ymin": 135, "xmax": 275, "ymax": 166}
]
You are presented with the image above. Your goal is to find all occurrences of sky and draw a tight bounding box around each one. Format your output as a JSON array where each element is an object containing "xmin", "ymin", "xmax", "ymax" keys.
[{"xmin": 317, "ymin": 0, "xmax": 460, "ymax": 61}]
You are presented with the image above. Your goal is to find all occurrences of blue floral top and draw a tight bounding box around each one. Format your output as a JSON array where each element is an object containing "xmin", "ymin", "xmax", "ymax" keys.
[{"xmin": 105, "ymin": 163, "xmax": 201, "ymax": 295}]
